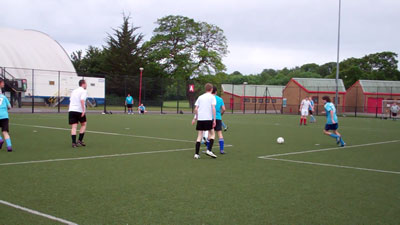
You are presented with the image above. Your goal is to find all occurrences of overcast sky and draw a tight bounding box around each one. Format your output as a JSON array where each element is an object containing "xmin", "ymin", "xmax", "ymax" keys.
[{"xmin": 1, "ymin": 0, "xmax": 399, "ymax": 74}]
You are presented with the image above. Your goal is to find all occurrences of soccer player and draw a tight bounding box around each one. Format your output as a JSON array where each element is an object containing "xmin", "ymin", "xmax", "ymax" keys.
[
  {"xmin": 322, "ymin": 96, "xmax": 345, "ymax": 147},
  {"xmin": 390, "ymin": 102, "xmax": 399, "ymax": 121},
  {"xmin": 212, "ymin": 86, "xmax": 226, "ymax": 154},
  {"xmin": 192, "ymin": 83, "xmax": 217, "ymax": 159},
  {"xmin": 125, "ymin": 94, "xmax": 134, "ymax": 114},
  {"xmin": 299, "ymin": 97, "xmax": 311, "ymax": 125},
  {"xmin": 69, "ymin": 80, "xmax": 88, "ymax": 148},
  {"xmin": 308, "ymin": 97, "xmax": 316, "ymax": 123},
  {"xmin": 138, "ymin": 104, "xmax": 147, "ymax": 114},
  {"xmin": 0, "ymin": 79, "xmax": 13, "ymax": 152}
]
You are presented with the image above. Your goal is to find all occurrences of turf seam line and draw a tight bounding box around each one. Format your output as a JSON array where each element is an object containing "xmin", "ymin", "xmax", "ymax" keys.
[
  {"xmin": 0, "ymin": 145, "xmax": 233, "ymax": 166},
  {"xmin": 258, "ymin": 140, "xmax": 400, "ymax": 159},
  {"xmin": 0, "ymin": 200, "xmax": 78, "ymax": 225},
  {"xmin": 262, "ymin": 158, "xmax": 400, "ymax": 175},
  {"xmin": 12, "ymin": 123, "xmax": 194, "ymax": 143}
]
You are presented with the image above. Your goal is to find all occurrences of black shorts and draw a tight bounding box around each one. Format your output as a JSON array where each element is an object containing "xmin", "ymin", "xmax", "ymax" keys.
[
  {"xmin": 214, "ymin": 120, "xmax": 222, "ymax": 131},
  {"xmin": 196, "ymin": 120, "xmax": 213, "ymax": 131},
  {"xmin": 0, "ymin": 119, "xmax": 9, "ymax": 132},
  {"xmin": 127, "ymin": 104, "xmax": 133, "ymax": 108},
  {"xmin": 140, "ymin": 110, "xmax": 145, "ymax": 114},
  {"xmin": 325, "ymin": 123, "xmax": 338, "ymax": 131},
  {"xmin": 69, "ymin": 111, "xmax": 87, "ymax": 125},
  {"xmin": 392, "ymin": 113, "xmax": 398, "ymax": 117},
  {"xmin": 309, "ymin": 110, "xmax": 313, "ymax": 115}
]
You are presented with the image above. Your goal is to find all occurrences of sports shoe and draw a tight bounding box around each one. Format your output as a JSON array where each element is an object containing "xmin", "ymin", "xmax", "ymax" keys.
[
  {"xmin": 72, "ymin": 143, "xmax": 78, "ymax": 148},
  {"xmin": 206, "ymin": 150, "xmax": 217, "ymax": 158},
  {"xmin": 224, "ymin": 126, "xmax": 228, "ymax": 132},
  {"xmin": 0, "ymin": 140, "xmax": 3, "ymax": 149},
  {"xmin": 340, "ymin": 142, "xmax": 346, "ymax": 147},
  {"xmin": 220, "ymin": 150, "xmax": 225, "ymax": 154},
  {"xmin": 77, "ymin": 141, "xmax": 86, "ymax": 147},
  {"xmin": 194, "ymin": 154, "xmax": 200, "ymax": 159},
  {"xmin": 7, "ymin": 147, "xmax": 12, "ymax": 152}
]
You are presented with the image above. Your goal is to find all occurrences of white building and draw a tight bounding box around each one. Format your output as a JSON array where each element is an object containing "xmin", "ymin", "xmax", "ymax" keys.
[{"xmin": 0, "ymin": 28, "xmax": 105, "ymax": 105}]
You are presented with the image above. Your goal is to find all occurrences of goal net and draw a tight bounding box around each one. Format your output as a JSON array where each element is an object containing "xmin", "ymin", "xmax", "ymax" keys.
[{"xmin": 381, "ymin": 100, "xmax": 400, "ymax": 119}]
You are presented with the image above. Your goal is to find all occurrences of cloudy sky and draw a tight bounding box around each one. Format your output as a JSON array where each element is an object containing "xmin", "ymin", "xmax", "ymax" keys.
[{"xmin": 1, "ymin": 0, "xmax": 399, "ymax": 74}]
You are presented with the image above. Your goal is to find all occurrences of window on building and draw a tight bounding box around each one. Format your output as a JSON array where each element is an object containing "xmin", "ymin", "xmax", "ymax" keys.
[
  {"xmin": 266, "ymin": 99, "xmax": 270, "ymax": 103},
  {"xmin": 272, "ymin": 99, "xmax": 277, "ymax": 103},
  {"xmin": 258, "ymin": 99, "xmax": 264, "ymax": 103},
  {"xmin": 312, "ymin": 96, "xmax": 318, "ymax": 103},
  {"xmin": 244, "ymin": 98, "xmax": 250, "ymax": 102},
  {"xmin": 49, "ymin": 81, "xmax": 55, "ymax": 85},
  {"xmin": 252, "ymin": 98, "xmax": 257, "ymax": 103}
]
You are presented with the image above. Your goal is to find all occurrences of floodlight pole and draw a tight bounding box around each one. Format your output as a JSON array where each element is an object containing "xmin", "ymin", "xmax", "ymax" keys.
[
  {"xmin": 335, "ymin": 0, "xmax": 342, "ymax": 108},
  {"xmin": 139, "ymin": 67, "xmax": 144, "ymax": 106}
]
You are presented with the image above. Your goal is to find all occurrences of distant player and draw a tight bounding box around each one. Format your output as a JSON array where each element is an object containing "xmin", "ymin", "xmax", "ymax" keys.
[
  {"xmin": 212, "ymin": 86, "xmax": 226, "ymax": 154},
  {"xmin": 299, "ymin": 97, "xmax": 311, "ymax": 125},
  {"xmin": 390, "ymin": 102, "xmax": 399, "ymax": 120},
  {"xmin": 192, "ymin": 83, "xmax": 217, "ymax": 159},
  {"xmin": 125, "ymin": 94, "xmax": 134, "ymax": 114},
  {"xmin": 322, "ymin": 96, "xmax": 345, "ymax": 147},
  {"xmin": 138, "ymin": 104, "xmax": 147, "ymax": 114},
  {"xmin": 308, "ymin": 97, "xmax": 316, "ymax": 123},
  {"xmin": 69, "ymin": 80, "xmax": 88, "ymax": 148},
  {"xmin": 0, "ymin": 79, "xmax": 13, "ymax": 152}
]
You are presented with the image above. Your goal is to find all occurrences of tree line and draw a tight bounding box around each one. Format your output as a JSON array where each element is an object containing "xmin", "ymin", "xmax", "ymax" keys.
[{"xmin": 71, "ymin": 14, "xmax": 400, "ymax": 102}]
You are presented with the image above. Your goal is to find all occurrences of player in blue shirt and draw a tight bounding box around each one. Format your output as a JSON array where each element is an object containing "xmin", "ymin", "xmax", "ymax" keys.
[
  {"xmin": 211, "ymin": 86, "xmax": 226, "ymax": 154},
  {"xmin": 125, "ymin": 94, "xmax": 134, "ymax": 114},
  {"xmin": 0, "ymin": 79, "xmax": 13, "ymax": 152},
  {"xmin": 138, "ymin": 104, "xmax": 147, "ymax": 114},
  {"xmin": 322, "ymin": 96, "xmax": 345, "ymax": 147},
  {"xmin": 308, "ymin": 97, "xmax": 316, "ymax": 123}
]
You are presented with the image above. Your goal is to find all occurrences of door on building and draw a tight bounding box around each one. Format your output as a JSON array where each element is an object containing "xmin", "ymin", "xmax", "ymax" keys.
[{"xmin": 367, "ymin": 97, "xmax": 384, "ymax": 114}]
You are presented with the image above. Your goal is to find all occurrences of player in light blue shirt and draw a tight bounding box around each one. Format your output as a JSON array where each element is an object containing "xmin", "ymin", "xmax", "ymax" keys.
[
  {"xmin": 212, "ymin": 86, "xmax": 226, "ymax": 154},
  {"xmin": 322, "ymin": 96, "xmax": 345, "ymax": 147},
  {"xmin": 125, "ymin": 94, "xmax": 134, "ymax": 114},
  {"xmin": 0, "ymin": 79, "xmax": 13, "ymax": 151},
  {"xmin": 138, "ymin": 104, "xmax": 146, "ymax": 114}
]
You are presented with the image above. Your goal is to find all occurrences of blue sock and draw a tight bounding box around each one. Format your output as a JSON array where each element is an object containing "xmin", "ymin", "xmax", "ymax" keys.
[
  {"xmin": 329, "ymin": 133, "xmax": 339, "ymax": 139},
  {"xmin": 340, "ymin": 137, "xmax": 345, "ymax": 145},
  {"xmin": 222, "ymin": 122, "xmax": 227, "ymax": 129},
  {"xmin": 219, "ymin": 138, "xmax": 224, "ymax": 151},
  {"xmin": 6, "ymin": 139, "xmax": 11, "ymax": 147},
  {"xmin": 206, "ymin": 141, "xmax": 210, "ymax": 150}
]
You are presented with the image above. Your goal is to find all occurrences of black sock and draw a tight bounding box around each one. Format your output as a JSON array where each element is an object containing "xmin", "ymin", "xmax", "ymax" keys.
[
  {"xmin": 195, "ymin": 142, "xmax": 201, "ymax": 155},
  {"xmin": 79, "ymin": 133, "xmax": 85, "ymax": 141},
  {"xmin": 72, "ymin": 135, "xmax": 76, "ymax": 144},
  {"xmin": 209, "ymin": 139, "xmax": 214, "ymax": 151}
]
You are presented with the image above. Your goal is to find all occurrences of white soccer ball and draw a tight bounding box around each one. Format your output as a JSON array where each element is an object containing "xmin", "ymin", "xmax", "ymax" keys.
[{"xmin": 277, "ymin": 137, "xmax": 284, "ymax": 144}]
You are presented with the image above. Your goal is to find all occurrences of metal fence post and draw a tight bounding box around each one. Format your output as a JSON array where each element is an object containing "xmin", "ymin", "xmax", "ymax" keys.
[
  {"xmin": 254, "ymin": 85, "xmax": 257, "ymax": 114},
  {"xmin": 58, "ymin": 71, "xmax": 61, "ymax": 113},
  {"xmin": 231, "ymin": 83, "xmax": 234, "ymax": 114},
  {"xmin": 176, "ymin": 80, "xmax": 180, "ymax": 114},
  {"xmin": 355, "ymin": 86, "xmax": 358, "ymax": 117},
  {"xmin": 375, "ymin": 87, "xmax": 379, "ymax": 118},
  {"xmin": 31, "ymin": 69, "xmax": 34, "ymax": 113}
]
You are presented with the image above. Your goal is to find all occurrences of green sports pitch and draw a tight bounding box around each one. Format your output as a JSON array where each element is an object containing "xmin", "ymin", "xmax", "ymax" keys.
[{"xmin": 0, "ymin": 113, "xmax": 399, "ymax": 225}]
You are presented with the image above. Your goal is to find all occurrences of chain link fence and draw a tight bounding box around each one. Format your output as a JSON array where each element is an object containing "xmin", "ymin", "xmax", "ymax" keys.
[{"xmin": 2, "ymin": 66, "xmax": 399, "ymax": 117}]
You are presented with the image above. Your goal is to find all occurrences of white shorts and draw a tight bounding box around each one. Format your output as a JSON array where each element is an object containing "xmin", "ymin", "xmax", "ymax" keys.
[{"xmin": 301, "ymin": 109, "xmax": 309, "ymax": 116}]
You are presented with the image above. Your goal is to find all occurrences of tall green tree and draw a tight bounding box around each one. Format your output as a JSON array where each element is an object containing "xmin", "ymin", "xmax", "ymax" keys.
[{"xmin": 144, "ymin": 15, "xmax": 228, "ymax": 81}]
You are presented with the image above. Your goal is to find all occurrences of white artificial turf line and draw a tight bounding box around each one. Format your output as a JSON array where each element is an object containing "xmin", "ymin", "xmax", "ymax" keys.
[{"xmin": 0, "ymin": 200, "xmax": 78, "ymax": 225}]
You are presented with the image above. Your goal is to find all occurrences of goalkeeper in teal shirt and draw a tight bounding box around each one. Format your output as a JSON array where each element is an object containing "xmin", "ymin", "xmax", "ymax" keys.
[{"xmin": 0, "ymin": 79, "xmax": 13, "ymax": 152}]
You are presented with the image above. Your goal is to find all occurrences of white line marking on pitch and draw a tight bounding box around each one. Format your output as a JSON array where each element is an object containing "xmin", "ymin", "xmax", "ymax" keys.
[
  {"xmin": 12, "ymin": 123, "xmax": 194, "ymax": 143},
  {"xmin": 258, "ymin": 140, "xmax": 400, "ymax": 159},
  {"xmin": 0, "ymin": 200, "xmax": 78, "ymax": 225},
  {"xmin": 262, "ymin": 158, "xmax": 400, "ymax": 175},
  {"xmin": 0, "ymin": 145, "xmax": 233, "ymax": 167},
  {"xmin": 258, "ymin": 140, "xmax": 400, "ymax": 175}
]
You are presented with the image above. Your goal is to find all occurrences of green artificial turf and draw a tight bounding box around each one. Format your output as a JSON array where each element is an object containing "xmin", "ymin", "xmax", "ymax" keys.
[{"xmin": 0, "ymin": 113, "xmax": 399, "ymax": 225}]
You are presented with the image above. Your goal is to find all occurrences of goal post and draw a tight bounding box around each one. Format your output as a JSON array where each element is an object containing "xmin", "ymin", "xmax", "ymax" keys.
[{"xmin": 381, "ymin": 99, "xmax": 400, "ymax": 119}]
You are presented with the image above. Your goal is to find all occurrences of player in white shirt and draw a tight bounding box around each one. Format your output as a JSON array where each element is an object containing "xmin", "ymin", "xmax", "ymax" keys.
[
  {"xmin": 299, "ymin": 97, "xmax": 312, "ymax": 125},
  {"xmin": 192, "ymin": 83, "xmax": 217, "ymax": 159},
  {"xmin": 390, "ymin": 102, "xmax": 399, "ymax": 121},
  {"xmin": 69, "ymin": 80, "xmax": 88, "ymax": 148}
]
